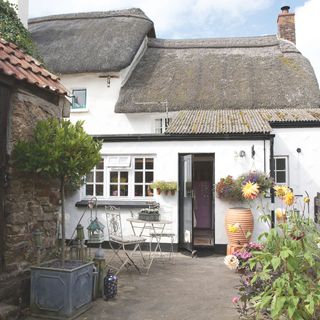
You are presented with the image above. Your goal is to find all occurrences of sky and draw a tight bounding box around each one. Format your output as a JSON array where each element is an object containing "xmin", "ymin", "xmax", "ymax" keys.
[{"xmin": 28, "ymin": 0, "xmax": 320, "ymax": 83}]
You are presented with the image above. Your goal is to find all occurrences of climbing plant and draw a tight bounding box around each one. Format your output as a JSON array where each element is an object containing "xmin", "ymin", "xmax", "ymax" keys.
[{"xmin": 0, "ymin": 0, "xmax": 39, "ymax": 58}]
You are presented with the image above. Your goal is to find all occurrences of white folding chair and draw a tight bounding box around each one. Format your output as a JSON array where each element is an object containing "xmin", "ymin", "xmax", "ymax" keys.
[{"xmin": 105, "ymin": 206, "xmax": 146, "ymax": 275}]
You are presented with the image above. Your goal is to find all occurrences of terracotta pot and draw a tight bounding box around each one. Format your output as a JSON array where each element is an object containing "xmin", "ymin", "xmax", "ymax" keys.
[
  {"xmin": 170, "ymin": 190, "xmax": 176, "ymax": 196},
  {"xmin": 225, "ymin": 207, "xmax": 254, "ymax": 247},
  {"xmin": 156, "ymin": 188, "xmax": 161, "ymax": 195}
]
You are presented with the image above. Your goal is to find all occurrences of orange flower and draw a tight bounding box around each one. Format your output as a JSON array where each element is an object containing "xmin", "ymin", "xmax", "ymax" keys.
[
  {"xmin": 283, "ymin": 191, "xmax": 295, "ymax": 206},
  {"xmin": 274, "ymin": 185, "xmax": 290, "ymax": 199}
]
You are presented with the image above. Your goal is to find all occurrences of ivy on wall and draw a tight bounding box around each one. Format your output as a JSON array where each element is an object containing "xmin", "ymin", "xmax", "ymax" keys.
[{"xmin": 0, "ymin": 0, "xmax": 39, "ymax": 58}]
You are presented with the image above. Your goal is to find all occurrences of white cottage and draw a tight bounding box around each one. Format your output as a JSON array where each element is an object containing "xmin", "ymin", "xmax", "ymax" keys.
[{"xmin": 29, "ymin": 7, "xmax": 320, "ymax": 253}]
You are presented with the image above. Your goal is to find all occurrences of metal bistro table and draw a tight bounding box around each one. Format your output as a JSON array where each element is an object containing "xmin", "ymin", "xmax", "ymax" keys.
[{"xmin": 127, "ymin": 218, "xmax": 172, "ymax": 274}]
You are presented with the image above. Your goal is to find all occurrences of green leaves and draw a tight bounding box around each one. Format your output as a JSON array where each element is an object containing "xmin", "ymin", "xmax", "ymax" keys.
[
  {"xmin": 0, "ymin": 0, "xmax": 39, "ymax": 58},
  {"xmin": 13, "ymin": 119, "xmax": 102, "ymax": 189}
]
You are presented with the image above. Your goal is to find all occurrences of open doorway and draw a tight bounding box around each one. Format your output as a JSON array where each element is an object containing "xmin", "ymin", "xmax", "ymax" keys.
[{"xmin": 179, "ymin": 153, "xmax": 215, "ymax": 252}]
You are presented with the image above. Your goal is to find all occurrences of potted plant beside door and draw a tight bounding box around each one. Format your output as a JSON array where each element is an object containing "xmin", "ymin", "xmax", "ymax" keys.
[
  {"xmin": 216, "ymin": 172, "xmax": 273, "ymax": 254},
  {"xmin": 13, "ymin": 119, "xmax": 102, "ymax": 319}
]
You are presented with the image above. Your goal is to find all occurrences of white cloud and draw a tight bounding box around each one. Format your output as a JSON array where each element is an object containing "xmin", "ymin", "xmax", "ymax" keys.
[{"xmin": 296, "ymin": 0, "xmax": 320, "ymax": 85}]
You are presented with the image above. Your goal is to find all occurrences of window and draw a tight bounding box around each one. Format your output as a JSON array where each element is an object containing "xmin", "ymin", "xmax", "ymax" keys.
[
  {"xmin": 274, "ymin": 156, "xmax": 288, "ymax": 184},
  {"xmin": 155, "ymin": 118, "xmax": 172, "ymax": 133},
  {"xmin": 134, "ymin": 158, "xmax": 154, "ymax": 197},
  {"xmin": 109, "ymin": 171, "xmax": 129, "ymax": 197},
  {"xmin": 85, "ymin": 159, "xmax": 104, "ymax": 196},
  {"xmin": 72, "ymin": 89, "xmax": 87, "ymax": 110}
]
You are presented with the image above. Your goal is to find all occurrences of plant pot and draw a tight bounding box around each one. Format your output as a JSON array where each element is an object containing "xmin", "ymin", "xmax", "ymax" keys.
[
  {"xmin": 170, "ymin": 190, "xmax": 176, "ymax": 196},
  {"xmin": 30, "ymin": 260, "xmax": 94, "ymax": 319},
  {"xmin": 164, "ymin": 190, "xmax": 169, "ymax": 195},
  {"xmin": 225, "ymin": 207, "xmax": 254, "ymax": 248},
  {"xmin": 156, "ymin": 188, "xmax": 161, "ymax": 195}
]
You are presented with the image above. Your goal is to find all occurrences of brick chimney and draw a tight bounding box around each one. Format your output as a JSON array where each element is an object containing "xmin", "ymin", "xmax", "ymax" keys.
[{"xmin": 277, "ymin": 6, "xmax": 296, "ymax": 44}]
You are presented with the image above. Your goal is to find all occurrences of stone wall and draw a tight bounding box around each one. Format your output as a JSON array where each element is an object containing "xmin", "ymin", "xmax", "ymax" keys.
[{"xmin": 0, "ymin": 88, "xmax": 64, "ymax": 304}]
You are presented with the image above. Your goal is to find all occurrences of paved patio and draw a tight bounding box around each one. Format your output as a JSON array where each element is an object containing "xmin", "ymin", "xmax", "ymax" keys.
[{"xmin": 79, "ymin": 251, "xmax": 239, "ymax": 320}]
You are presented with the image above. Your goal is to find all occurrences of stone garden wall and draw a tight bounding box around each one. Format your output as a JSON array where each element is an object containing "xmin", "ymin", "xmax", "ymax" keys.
[{"xmin": 0, "ymin": 88, "xmax": 64, "ymax": 304}]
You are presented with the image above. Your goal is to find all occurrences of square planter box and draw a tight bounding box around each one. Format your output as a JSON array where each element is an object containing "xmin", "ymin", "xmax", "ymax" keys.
[{"xmin": 30, "ymin": 260, "xmax": 93, "ymax": 319}]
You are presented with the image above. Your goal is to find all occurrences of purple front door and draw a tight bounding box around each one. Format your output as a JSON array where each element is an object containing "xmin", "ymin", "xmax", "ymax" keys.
[{"xmin": 194, "ymin": 180, "xmax": 212, "ymax": 229}]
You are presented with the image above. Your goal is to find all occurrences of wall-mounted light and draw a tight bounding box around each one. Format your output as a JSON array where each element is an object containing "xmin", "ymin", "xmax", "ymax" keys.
[
  {"xmin": 251, "ymin": 145, "xmax": 256, "ymax": 159},
  {"xmin": 106, "ymin": 76, "xmax": 111, "ymax": 88},
  {"xmin": 296, "ymin": 148, "xmax": 302, "ymax": 153}
]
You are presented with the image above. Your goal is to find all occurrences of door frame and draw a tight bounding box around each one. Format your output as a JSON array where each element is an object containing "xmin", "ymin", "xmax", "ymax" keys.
[{"xmin": 178, "ymin": 153, "xmax": 215, "ymax": 251}]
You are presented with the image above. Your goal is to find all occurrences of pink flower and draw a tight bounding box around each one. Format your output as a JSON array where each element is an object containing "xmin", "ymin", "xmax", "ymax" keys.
[{"xmin": 232, "ymin": 296, "xmax": 240, "ymax": 304}]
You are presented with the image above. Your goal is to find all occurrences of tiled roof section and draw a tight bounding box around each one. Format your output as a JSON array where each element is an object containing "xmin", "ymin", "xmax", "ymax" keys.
[
  {"xmin": 166, "ymin": 109, "xmax": 320, "ymax": 135},
  {"xmin": 0, "ymin": 38, "xmax": 67, "ymax": 95}
]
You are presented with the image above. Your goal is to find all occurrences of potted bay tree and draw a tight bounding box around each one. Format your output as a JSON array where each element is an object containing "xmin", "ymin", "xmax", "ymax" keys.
[{"xmin": 13, "ymin": 119, "xmax": 102, "ymax": 319}]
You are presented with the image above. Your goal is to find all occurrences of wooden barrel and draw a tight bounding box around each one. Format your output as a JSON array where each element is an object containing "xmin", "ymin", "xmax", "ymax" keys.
[{"xmin": 225, "ymin": 207, "xmax": 254, "ymax": 247}]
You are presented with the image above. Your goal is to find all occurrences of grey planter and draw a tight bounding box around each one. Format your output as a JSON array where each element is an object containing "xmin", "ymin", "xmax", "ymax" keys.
[{"xmin": 30, "ymin": 260, "xmax": 93, "ymax": 319}]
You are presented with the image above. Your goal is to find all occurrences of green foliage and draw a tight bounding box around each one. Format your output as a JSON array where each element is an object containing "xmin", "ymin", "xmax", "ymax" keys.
[
  {"xmin": 236, "ymin": 213, "xmax": 320, "ymax": 319},
  {"xmin": 13, "ymin": 119, "xmax": 102, "ymax": 188},
  {"xmin": 0, "ymin": 0, "xmax": 39, "ymax": 58},
  {"xmin": 150, "ymin": 181, "xmax": 177, "ymax": 192}
]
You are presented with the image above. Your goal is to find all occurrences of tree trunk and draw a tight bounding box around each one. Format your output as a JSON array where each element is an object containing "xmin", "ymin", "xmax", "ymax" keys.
[{"xmin": 61, "ymin": 179, "xmax": 65, "ymax": 267}]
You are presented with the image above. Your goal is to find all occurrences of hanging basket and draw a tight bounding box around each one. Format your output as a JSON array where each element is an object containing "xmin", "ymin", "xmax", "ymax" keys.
[{"xmin": 225, "ymin": 207, "xmax": 254, "ymax": 247}]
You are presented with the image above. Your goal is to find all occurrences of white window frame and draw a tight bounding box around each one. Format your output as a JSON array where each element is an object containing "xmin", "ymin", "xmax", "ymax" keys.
[
  {"xmin": 108, "ymin": 170, "xmax": 129, "ymax": 198},
  {"xmin": 71, "ymin": 88, "xmax": 88, "ymax": 112},
  {"xmin": 154, "ymin": 117, "xmax": 172, "ymax": 133},
  {"xmin": 274, "ymin": 156, "xmax": 289, "ymax": 185},
  {"xmin": 84, "ymin": 159, "xmax": 105, "ymax": 198},
  {"xmin": 133, "ymin": 157, "xmax": 154, "ymax": 198}
]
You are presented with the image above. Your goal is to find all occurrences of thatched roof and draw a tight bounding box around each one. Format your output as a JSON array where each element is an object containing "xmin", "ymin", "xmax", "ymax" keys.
[
  {"xmin": 166, "ymin": 109, "xmax": 320, "ymax": 134},
  {"xmin": 28, "ymin": 9, "xmax": 155, "ymax": 74},
  {"xmin": 115, "ymin": 36, "xmax": 320, "ymax": 113}
]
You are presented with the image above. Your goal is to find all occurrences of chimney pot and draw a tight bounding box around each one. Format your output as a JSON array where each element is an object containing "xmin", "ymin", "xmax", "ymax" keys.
[{"xmin": 281, "ymin": 6, "xmax": 290, "ymax": 13}]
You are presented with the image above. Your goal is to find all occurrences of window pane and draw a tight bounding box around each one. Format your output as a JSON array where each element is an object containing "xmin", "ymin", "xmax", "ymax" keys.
[
  {"xmin": 145, "ymin": 171, "xmax": 153, "ymax": 183},
  {"xmin": 276, "ymin": 171, "xmax": 286, "ymax": 183},
  {"xmin": 72, "ymin": 89, "xmax": 86, "ymax": 109},
  {"xmin": 110, "ymin": 172, "xmax": 118, "ymax": 183},
  {"xmin": 146, "ymin": 185, "xmax": 153, "ymax": 197},
  {"xmin": 135, "ymin": 171, "xmax": 143, "ymax": 183},
  {"xmin": 86, "ymin": 172, "xmax": 93, "ymax": 183},
  {"xmin": 145, "ymin": 158, "xmax": 154, "ymax": 170},
  {"xmin": 155, "ymin": 119, "xmax": 162, "ymax": 134},
  {"xmin": 96, "ymin": 160, "xmax": 104, "ymax": 170},
  {"xmin": 135, "ymin": 158, "xmax": 143, "ymax": 170},
  {"xmin": 96, "ymin": 172, "xmax": 104, "ymax": 183},
  {"xmin": 110, "ymin": 185, "xmax": 118, "ymax": 196},
  {"xmin": 276, "ymin": 158, "xmax": 286, "ymax": 170},
  {"xmin": 96, "ymin": 185, "xmax": 103, "ymax": 196},
  {"xmin": 86, "ymin": 185, "xmax": 93, "ymax": 196},
  {"xmin": 120, "ymin": 172, "xmax": 128, "ymax": 183},
  {"xmin": 120, "ymin": 185, "xmax": 128, "ymax": 196},
  {"xmin": 135, "ymin": 185, "xmax": 143, "ymax": 197}
]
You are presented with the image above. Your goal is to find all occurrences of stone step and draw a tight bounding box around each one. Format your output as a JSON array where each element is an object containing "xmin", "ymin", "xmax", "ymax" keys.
[{"xmin": 0, "ymin": 303, "xmax": 19, "ymax": 320}]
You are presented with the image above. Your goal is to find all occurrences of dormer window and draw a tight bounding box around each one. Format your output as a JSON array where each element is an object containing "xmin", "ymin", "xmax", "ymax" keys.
[
  {"xmin": 72, "ymin": 89, "xmax": 87, "ymax": 110},
  {"xmin": 155, "ymin": 118, "xmax": 171, "ymax": 133}
]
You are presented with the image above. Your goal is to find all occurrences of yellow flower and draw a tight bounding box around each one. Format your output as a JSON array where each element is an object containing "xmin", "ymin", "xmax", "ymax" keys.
[
  {"xmin": 228, "ymin": 223, "xmax": 240, "ymax": 233},
  {"xmin": 274, "ymin": 185, "xmax": 290, "ymax": 198},
  {"xmin": 283, "ymin": 191, "xmax": 295, "ymax": 206},
  {"xmin": 304, "ymin": 197, "xmax": 310, "ymax": 203},
  {"xmin": 242, "ymin": 182, "xmax": 259, "ymax": 200},
  {"xmin": 275, "ymin": 208, "xmax": 286, "ymax": 221}
]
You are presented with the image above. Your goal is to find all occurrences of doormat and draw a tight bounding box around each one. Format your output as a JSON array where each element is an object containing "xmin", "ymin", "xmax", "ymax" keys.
[{"xmin": 194, "ymin": 237, "xmax": 213, "ymax": 246}]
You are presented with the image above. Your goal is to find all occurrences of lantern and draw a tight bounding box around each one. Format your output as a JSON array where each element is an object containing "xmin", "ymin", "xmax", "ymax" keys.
[{"xmin": 87, "ymin": 218, "xmax": 105, "ymax": 244}]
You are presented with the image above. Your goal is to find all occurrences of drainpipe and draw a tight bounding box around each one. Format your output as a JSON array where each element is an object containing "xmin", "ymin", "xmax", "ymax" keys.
[{"xmin": 269, "ymin": 136, "xmax": 275, "ymax": 228}]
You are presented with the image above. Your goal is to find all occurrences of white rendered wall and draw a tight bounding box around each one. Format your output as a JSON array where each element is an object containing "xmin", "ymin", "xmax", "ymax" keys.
[
  {"xmin": 273, "ymin": 127, "xmax": 320, "ymax": 219},
  {"xmin": 7, "ymin": 0, "xmax": 29, "ymax": 27},
  {"xmin": 65, "ymin": 139, "xmax": 271, "ymax": 245},
  {"xmin": 62, "ymin": 73, "xmax": 175, "ymax": 135}
]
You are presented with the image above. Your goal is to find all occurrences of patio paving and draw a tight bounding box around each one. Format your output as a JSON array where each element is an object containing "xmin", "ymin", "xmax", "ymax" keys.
[{"xmin": 79, "ymin": 251, "xmax": 239, "ymax": 320}]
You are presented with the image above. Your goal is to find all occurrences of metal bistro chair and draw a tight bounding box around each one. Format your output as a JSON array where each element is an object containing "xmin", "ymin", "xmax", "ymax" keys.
[{"xmin": 105, "ymin": 206, "xmax": 146, "ymax": 275}]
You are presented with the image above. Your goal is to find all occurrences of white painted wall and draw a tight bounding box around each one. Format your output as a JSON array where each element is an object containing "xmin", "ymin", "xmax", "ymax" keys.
[
  {"xmin": 65, "ymin": 139, "xmax": 270, "ymax": 245},
  {"xmin": 62, "ymin": 73, "xmax": 175, "ymax": 135},
  {"xmin": 273, "ymin": 127, "xmax": 320, "ymax": 219},
  {"xmin": 7, "ymin": 0, "xmax": 29, "ymax": 27}
]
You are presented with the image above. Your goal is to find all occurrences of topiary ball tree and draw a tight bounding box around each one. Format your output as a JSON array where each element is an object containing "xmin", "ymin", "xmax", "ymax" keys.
[{"xmin": 13, "ymin": 119, "xmax": 102, "ymax": 266}]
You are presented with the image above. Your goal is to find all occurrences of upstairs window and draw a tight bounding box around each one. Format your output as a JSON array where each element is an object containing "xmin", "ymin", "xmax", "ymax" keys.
[
  {"xmin": 274, "ymin": 156, "xmax": 288, "ymax": 185},
  {"xmin": 85, "ymin": 159, "xmax": 104, "ymax": 196},
  {"xmin": 155, "ymin": 118, "xmax": 172, "ymax": 133},
  {"xmin": 72, "ymin": 89, "xmax": 87, "ymax": 110}
]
